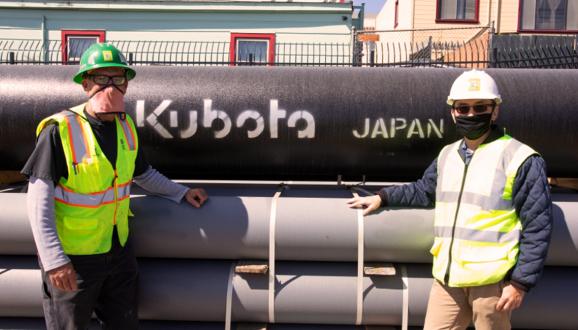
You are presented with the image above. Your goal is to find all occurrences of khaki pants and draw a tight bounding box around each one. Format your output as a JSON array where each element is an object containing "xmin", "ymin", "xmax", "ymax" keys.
[{"xmin": 423, "ymin": 280, "xmax": 511, "ymax": 330}]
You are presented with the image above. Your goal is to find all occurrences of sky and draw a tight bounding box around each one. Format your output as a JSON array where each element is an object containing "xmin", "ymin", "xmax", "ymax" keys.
[{"xmin": 352, "ymin": 0, "xmax": 386, "ymax": 14}]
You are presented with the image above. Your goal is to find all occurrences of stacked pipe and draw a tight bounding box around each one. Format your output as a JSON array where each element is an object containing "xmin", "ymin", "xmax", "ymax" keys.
[
  {"xmin": 1, "ymin": 67, "xmax": 578, "ymax": 329},
  {"xmin": 1, "ymin": 187, "xmax": 578, "ymax": 329}
]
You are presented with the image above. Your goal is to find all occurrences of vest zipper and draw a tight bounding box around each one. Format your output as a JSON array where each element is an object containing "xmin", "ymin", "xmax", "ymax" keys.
[
  {"xmin": 443, "ymin": 160, "xmax": 470, "ymax": 285},
  {"xmin": 112, "ymin": 169, "xmax": 119, "ymax": 225}
]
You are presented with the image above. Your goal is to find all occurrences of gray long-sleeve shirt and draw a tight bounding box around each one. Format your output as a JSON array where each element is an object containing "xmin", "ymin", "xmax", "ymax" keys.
[
  {"xmin": 22, "ymin": 109, "xmax": 190, "ymax": 272},
  {"xmin": 27, "ymin": 166, "xmax": 189, "ymax": 272}
]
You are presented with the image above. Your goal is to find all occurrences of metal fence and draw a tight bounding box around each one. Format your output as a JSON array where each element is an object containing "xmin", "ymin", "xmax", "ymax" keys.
[
  {"xmin": 356, "ymin": 27, "xmax": 578, "ymax": 69},
  {"xmin": 0, "ymin": 38, "xmax": 351, "ymax": 66},
  {"xmin": 1, "ymin": 31, "xmax": 577, "ymax": 68},
  {"xmin": 490, "ymin": 35, "xmax": 578, "ymax": 68}
]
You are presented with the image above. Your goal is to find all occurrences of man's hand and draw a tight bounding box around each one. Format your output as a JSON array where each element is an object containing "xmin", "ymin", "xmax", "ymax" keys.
[
  {"xmin": 496, "ymin": 284, "xmax": 525, "ymax": 312},
  {"xmin": 47, "ymin": 263, "xmax": 77, "ymax": 292},
  {"xmin": 184, "ymin": 188, "xmax": 208, "ymax": 208},
  {"xmin": 347, "ymin": 195, "xmax": 382, "ymax": 216}
]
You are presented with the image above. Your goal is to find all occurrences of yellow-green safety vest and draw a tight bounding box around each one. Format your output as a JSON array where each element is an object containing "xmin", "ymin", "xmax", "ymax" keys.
[
  {"xmin": 36, "ymin": 104, "xmax": 138, "ymax": 255},
  {"xmin": 431, "ymin": 135, "xmax": 537, "ymax": 287}
]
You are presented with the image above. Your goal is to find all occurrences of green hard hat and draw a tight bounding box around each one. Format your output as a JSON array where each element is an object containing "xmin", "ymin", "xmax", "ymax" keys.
[{"xmin": 73, "ymin": 42, "xmax": 136, "ymax": 84}]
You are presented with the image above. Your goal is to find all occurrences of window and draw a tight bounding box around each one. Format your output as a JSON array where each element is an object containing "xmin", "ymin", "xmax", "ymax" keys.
[
  {"xmin": 61, "ymin": 30, "xmax": 105, "ymax": 63},
  {"xmin": 237, "ymin": 40, "xmax": 268, "ymax": 63},
  {"xmin": 520, "ymin": 0, "xmax": 577, "ymax": 32},
  {"xmin": 394, "ymin": 0, "xmax": 399, "ymax": 28},
  {"xmin": 436, "ymin": 0, "xmax": 479, "ymax": 23},
  {"xmin": 230, "ymin": 33, "xmax": 275, "ymax": 65}
]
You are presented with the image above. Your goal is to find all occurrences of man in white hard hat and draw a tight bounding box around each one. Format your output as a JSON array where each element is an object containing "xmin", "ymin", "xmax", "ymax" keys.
[{"xmin": 349, "ymin": 69, "xmax": 552, "ymax": 329}]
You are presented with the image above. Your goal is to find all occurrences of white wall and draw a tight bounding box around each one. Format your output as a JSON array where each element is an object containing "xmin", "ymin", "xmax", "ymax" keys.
[
  {"xmin": 364, "ymin": 13, "xmax": 377, "ymax": 31},
  {"xmin": 375, "ymin": 0, "xmax": 414, "ymax": 31},
  {"xmin": 359, "ymin": 0, "xmax": 414, "ymax": 64}
]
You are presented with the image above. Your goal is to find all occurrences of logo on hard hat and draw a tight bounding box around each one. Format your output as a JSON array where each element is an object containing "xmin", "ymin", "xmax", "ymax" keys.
[
  {"xmin": 102, "ymin": 50, "xmax": 113, "ymax": 61},
  {"xmin": 467, "ymin": 78, "xmax": 481, "ymax": 92}
]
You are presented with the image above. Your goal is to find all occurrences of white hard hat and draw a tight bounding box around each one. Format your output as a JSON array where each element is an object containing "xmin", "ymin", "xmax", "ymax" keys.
[{"xmin": 447, "ymin": 69, "xmax": 502, "ymax": 106}]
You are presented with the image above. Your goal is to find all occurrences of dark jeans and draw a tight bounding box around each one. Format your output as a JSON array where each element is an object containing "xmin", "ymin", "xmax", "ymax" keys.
[{"xmin": 41, "ymin": 229, "xmax": 139, "ymax": 330}]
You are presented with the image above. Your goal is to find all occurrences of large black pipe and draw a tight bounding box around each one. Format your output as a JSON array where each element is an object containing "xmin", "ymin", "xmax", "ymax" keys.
[{"xmin": 1, "ymin": 67, "xmax": 576, "ymax": 181}]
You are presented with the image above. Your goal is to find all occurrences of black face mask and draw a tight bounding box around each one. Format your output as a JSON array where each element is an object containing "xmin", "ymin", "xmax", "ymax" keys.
[{"xmin": 455, "ymin": 113, "xmax": 493, "ymax": 140}]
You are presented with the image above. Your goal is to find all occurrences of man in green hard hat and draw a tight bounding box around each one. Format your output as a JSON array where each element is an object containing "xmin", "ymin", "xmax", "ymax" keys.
[{"xmin": 22, "ymin": 42, "xmax": 209, "ymax": 329}]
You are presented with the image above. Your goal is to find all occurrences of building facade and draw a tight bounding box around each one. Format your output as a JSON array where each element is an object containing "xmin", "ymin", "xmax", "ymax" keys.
[
  {"xmin": 353, "ymin": 0, "xmax": 577, "ymax": 67},
  {"xmin": 0, "ymin": 0, "xmax": 355, "ymax": 65},
  {"xmin": 376, "ymin": 0, "xmax": 578, "ymax": 44}
]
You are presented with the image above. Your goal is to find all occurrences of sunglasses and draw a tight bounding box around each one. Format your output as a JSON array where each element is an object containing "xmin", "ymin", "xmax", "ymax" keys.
[
  {"xmin": 85, "ymin": 74, "xmax": 127, "ymax": 86},
  {"xmin": 453, "ymin": 103, "xmax": 495, "ymax": 115}
]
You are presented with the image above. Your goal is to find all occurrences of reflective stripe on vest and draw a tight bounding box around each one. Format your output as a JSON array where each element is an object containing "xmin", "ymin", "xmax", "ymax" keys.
[
  {"xmin": 434, "ymin": 225, "xmax": 520, "ymax": 244},
  {"xmin": 55, "ymin": 181, "xmax": 131, "ymax": 208},
  {"xmin": 118, "ymin": 118, "xmax": 137, "ymax": 151},
  {"xmin": 63, "ymin": 114, "xmax": 91, "ymax": 164},
  {"xmin": 36, "ymin": 104, "xmax": 138, "ymax": 255},
  {"xmin": 432, "ymin": 135, "xmax": 537, "ymax": 287}
]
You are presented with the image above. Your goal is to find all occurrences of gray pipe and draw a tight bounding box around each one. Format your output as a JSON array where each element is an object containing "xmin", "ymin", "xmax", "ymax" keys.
[
  {"xmin": 0, "ymin": 257, "xmax": 576, "ymax": 329},
  {"xmin": 0, "ymin": 189, "xmax": 576, "ymax": 265},
  {"xmin": 0, "ymin": 318, "xmax": 415, "ymax": 330}
]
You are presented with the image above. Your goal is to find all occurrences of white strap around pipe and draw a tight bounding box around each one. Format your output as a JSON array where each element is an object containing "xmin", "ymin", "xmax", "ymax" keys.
[
  {"xmin": 225, "ymin": 262, "xmax": 236, "ymax": 330},
  {"xmin": 352, "ymin": 191, "xmax": 364, "ymax": 325},
  {"xmin": 401, "ymin": 264, "xmax": 409, "ymax": 330},
  {"xmin": 268, "ymin": 188, "xmax": 283, "ymax": 324}
]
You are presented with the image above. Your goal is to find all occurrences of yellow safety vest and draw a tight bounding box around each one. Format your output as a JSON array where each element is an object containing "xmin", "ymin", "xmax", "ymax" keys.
[
  {"xmin": 431, "ymin": 135, "xmax": 537, "ymax": 287},
  {"xmin": 36, "ymin": 104, "xmax": 138, "ymax": 255}
]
